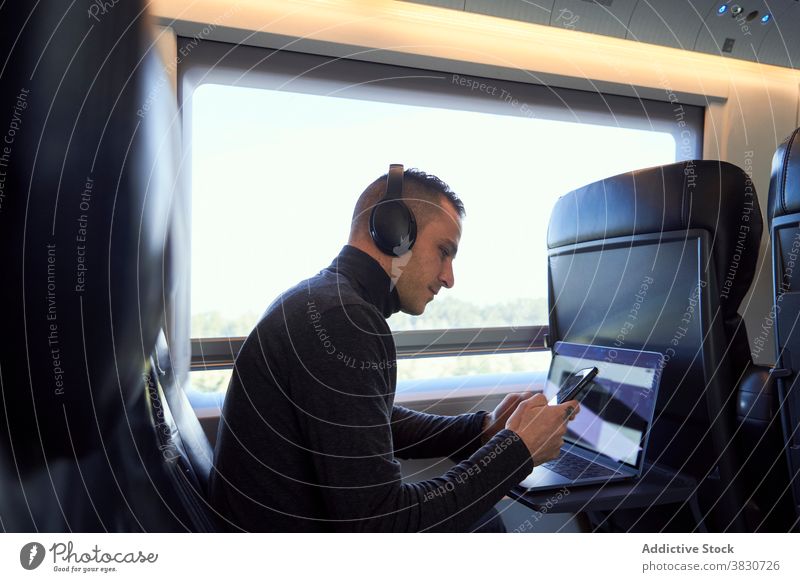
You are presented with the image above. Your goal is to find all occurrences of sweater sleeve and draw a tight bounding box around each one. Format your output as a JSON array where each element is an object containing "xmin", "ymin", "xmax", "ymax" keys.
[
  {"xmin": 290, "ymin": 304, "xmax": 534, "ymax": 532},
  {"xmin": 391, "ymin": 405, "xmax": 490, "ymax": 463}
]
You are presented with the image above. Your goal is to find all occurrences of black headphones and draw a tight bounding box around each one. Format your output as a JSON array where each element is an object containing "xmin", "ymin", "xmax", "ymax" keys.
[{"xmin": 369, "ymin": 164, "xmax": 417, "ymax": 257}]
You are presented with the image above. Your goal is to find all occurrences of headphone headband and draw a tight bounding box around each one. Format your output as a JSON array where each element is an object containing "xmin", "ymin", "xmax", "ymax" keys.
[{"xmin": 384, "ymin": 164, "xmax": 404, "ymax": 201}]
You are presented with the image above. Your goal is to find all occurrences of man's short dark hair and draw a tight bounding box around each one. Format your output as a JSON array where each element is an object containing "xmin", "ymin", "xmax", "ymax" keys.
[
  {"xmin": 385, "ymin": 168, "xmax": 465, "ymax": 219},
  {"xmin": 351, "ymin": 168, "xmax": 465, "ymax": 237}
]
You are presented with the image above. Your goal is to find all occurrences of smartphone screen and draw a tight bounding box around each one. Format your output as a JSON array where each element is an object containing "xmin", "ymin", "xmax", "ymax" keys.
[{"xmin": 548, "ymin": 367, "xmax": 599, "ymax": 405}]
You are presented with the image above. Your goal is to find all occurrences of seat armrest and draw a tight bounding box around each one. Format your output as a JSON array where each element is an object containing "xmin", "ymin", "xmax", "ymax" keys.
[{"xmin": 737, "ymin": 364, "xmax": 777, "ymax": 423}]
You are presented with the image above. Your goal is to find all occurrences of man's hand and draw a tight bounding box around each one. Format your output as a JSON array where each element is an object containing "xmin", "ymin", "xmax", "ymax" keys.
[
  {"xmin": 481, "ymin": 391, "xmax": 535, "ymax": 444},
  {"xmin": 504, "ymin": 393, "xmax": 580, "ymax": 465}
]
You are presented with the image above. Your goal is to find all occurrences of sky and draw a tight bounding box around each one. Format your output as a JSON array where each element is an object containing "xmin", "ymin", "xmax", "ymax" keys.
[{"xmin": 189, "ymin": 83, "xmax": 677, "ymax": 328}]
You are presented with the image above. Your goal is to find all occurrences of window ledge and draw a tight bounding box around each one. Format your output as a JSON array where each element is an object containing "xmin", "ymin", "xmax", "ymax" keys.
[
  {"xmin": 395, "ymin": 370, "xmax": 546, "ymax": 405},
  {"xmin": 188, "ymin": 370, "xmax": 547, "ymax": 419}
]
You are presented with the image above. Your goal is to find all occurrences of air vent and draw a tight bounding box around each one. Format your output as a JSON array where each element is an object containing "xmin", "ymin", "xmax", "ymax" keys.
[{"xmin": 722, "ymin": 38, "xmax": 736, "ymax": 53}]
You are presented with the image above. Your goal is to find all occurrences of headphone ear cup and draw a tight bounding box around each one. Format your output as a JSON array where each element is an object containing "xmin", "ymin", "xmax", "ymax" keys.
[{"xmin": 369, "ymin": 200, "xmax": 417, "ymax": 257}]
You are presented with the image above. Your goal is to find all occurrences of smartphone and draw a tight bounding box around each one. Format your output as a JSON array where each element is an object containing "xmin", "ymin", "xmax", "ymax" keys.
[{"xmin": 548, "ymin": 366, "xmax": 599, "ymax": 405}]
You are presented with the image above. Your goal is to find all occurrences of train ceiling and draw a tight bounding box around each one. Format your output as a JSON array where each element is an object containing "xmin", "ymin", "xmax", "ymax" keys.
[{"xmin": 404, "ymin": 0, "xmax": 800, "ymax": 69}]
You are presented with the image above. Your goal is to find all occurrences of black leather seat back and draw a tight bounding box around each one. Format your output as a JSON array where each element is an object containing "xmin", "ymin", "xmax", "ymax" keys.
[
  {"xmin": 548, "ymin": 160, "xmax": 760, "ymax": 366},
  {"xmin": 547, "ymin": 160, "xmax": 761, "ymax": 531},
  {"xmin": 767, "ymin": 126, "xmax": 800, "ymax": 527},
  {"xmin": 145, "ymin": 332, "xmax": 217, "ymax": 530},
  {"xmin": 0, "ymin": 2, "xmax": 204, "ymax": 531},
  {"xmin": 768, "ymin": 127, "xmax": 800, "ymax": 288}
]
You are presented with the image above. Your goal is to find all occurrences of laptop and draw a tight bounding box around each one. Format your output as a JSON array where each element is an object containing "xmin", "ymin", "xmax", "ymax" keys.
[{"xmin": 519, "ymin": 341, "xmax": 663, "ymax": 491}]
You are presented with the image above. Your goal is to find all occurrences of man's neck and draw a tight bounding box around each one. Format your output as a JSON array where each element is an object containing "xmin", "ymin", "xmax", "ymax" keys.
[{"xmin": 347, "ymin": 238, "xmax": 393, "ymax": 280}]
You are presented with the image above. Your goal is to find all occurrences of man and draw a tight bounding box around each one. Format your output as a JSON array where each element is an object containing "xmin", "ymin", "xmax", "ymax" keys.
[{"xmin": 210, "ymin": 167, "xmax": 579, "ymax": 532}]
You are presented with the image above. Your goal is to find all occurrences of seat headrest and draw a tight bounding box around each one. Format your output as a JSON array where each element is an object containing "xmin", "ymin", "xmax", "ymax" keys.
[
  {"xmin": 0, "ymin": 4, "xmax": 173, "ymax": 462},
  {"xmin": 767, "ymin": 127, "xmax": 800, "ymax": 224},
  {"xmin": 547, "ymin": 160, "xmax": 762, "ymax": 314}
]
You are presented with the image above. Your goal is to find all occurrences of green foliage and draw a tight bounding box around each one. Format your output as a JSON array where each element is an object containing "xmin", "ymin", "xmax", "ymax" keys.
[
  {"xmin": 191, "ymin": 297, "xmax": 548, "ymax": 337},
  {"xmin": 191, "ymin": 369, "xmax": 233, "ymax": 394},
  {"xmin": 191, "ymin": 310, "xmax": 262, "ymax": 338},
  {"xmin": 390, "ymin": 296, "xmax": 548, "ymax": 330},
  {"xmin": 189, "ymin": 297, "xmax": 550, "ymax": 394}
]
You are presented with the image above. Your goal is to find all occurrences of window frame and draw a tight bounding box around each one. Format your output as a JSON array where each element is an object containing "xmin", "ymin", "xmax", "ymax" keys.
[
  {"xmin": 178, "ymin": 38, "xmax": 704, "ymax": 372},
  {"xmin": 190, "ymin": 325, "xmax": 549, "ymax": 371}
]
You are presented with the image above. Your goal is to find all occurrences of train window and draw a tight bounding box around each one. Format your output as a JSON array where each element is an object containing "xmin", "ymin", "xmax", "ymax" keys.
[
  {"xmin": 398, "ymin": 351, "xmax": 551, "ymax": 383},
  {"xmin": 191, "ymin": 351, "xmax": 552, "ymax": 396},
  {"xmin": 180, "ymin": 39, "xmax": 703, "ymax": 365},
  {"xmin": 191, "ymin": 369, "xmax": 233, "ymax": 395}
]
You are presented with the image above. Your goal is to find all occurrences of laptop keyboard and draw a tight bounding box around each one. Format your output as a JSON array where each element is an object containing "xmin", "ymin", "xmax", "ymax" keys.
[{"xmin": 541, "ymin": 450, "xmax": 618, "ymax": 479}]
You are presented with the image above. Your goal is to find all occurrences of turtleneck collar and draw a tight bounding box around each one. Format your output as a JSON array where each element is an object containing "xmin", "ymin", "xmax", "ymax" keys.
[{"xmin": 327, "ymin": 245, "xmax": 401, "ymax": 318}]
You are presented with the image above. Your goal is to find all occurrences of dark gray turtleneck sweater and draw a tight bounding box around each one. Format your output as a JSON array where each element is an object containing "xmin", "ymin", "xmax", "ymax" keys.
[{"xmin": 209, "ymin": 245, "xmax": 534, "ymax": 531}]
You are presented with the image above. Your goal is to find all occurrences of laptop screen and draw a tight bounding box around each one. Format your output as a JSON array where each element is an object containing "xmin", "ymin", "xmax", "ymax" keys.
[{"xmin": 545, "ymin": 342, "xmax": 663, "ymax": 469}]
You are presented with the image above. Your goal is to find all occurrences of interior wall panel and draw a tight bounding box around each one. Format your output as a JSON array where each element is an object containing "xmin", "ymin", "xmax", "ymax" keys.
[
  {"xmin": 549, "ymin": 0, "xmax": 639, "ymax": 37},
  {"xmin": 758, "ymin": 3, "xmax": 800, "ymax": 68},
  {"xmin": 464, "ymin": 0, "xmax": 554, "ymax": 26},
  {"xmin": 626, "ymin": 0, "xmax": 717, "ymax": 49},
  {"xmin": 694, "ymin": 0, "xmax": 793, "ymax": 62}
]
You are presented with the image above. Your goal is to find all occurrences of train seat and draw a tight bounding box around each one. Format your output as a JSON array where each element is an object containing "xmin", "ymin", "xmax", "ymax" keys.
[
  {"xmin": 546, "ymin": 160, "xmax": 786, "ymax": 531},
  {"xmin": 766, "ymin": 126, "xmax": 800, "ymax": 530}
]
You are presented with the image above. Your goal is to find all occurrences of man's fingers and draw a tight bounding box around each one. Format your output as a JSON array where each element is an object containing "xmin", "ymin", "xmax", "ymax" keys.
[
  {"xmin": 560, "ymin": 400, "xmax": 581, "ymax": 421},
  {"xmin": 527, "ymin": 393, "xmax": 548, "ymax": 407},
  {"xmin": 500, "ymin": 392, "xmax": 522, "ymax": 405},
  {"xmin": 504, "ymin": 391, "xmax": 534, "ymax": 406}
]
